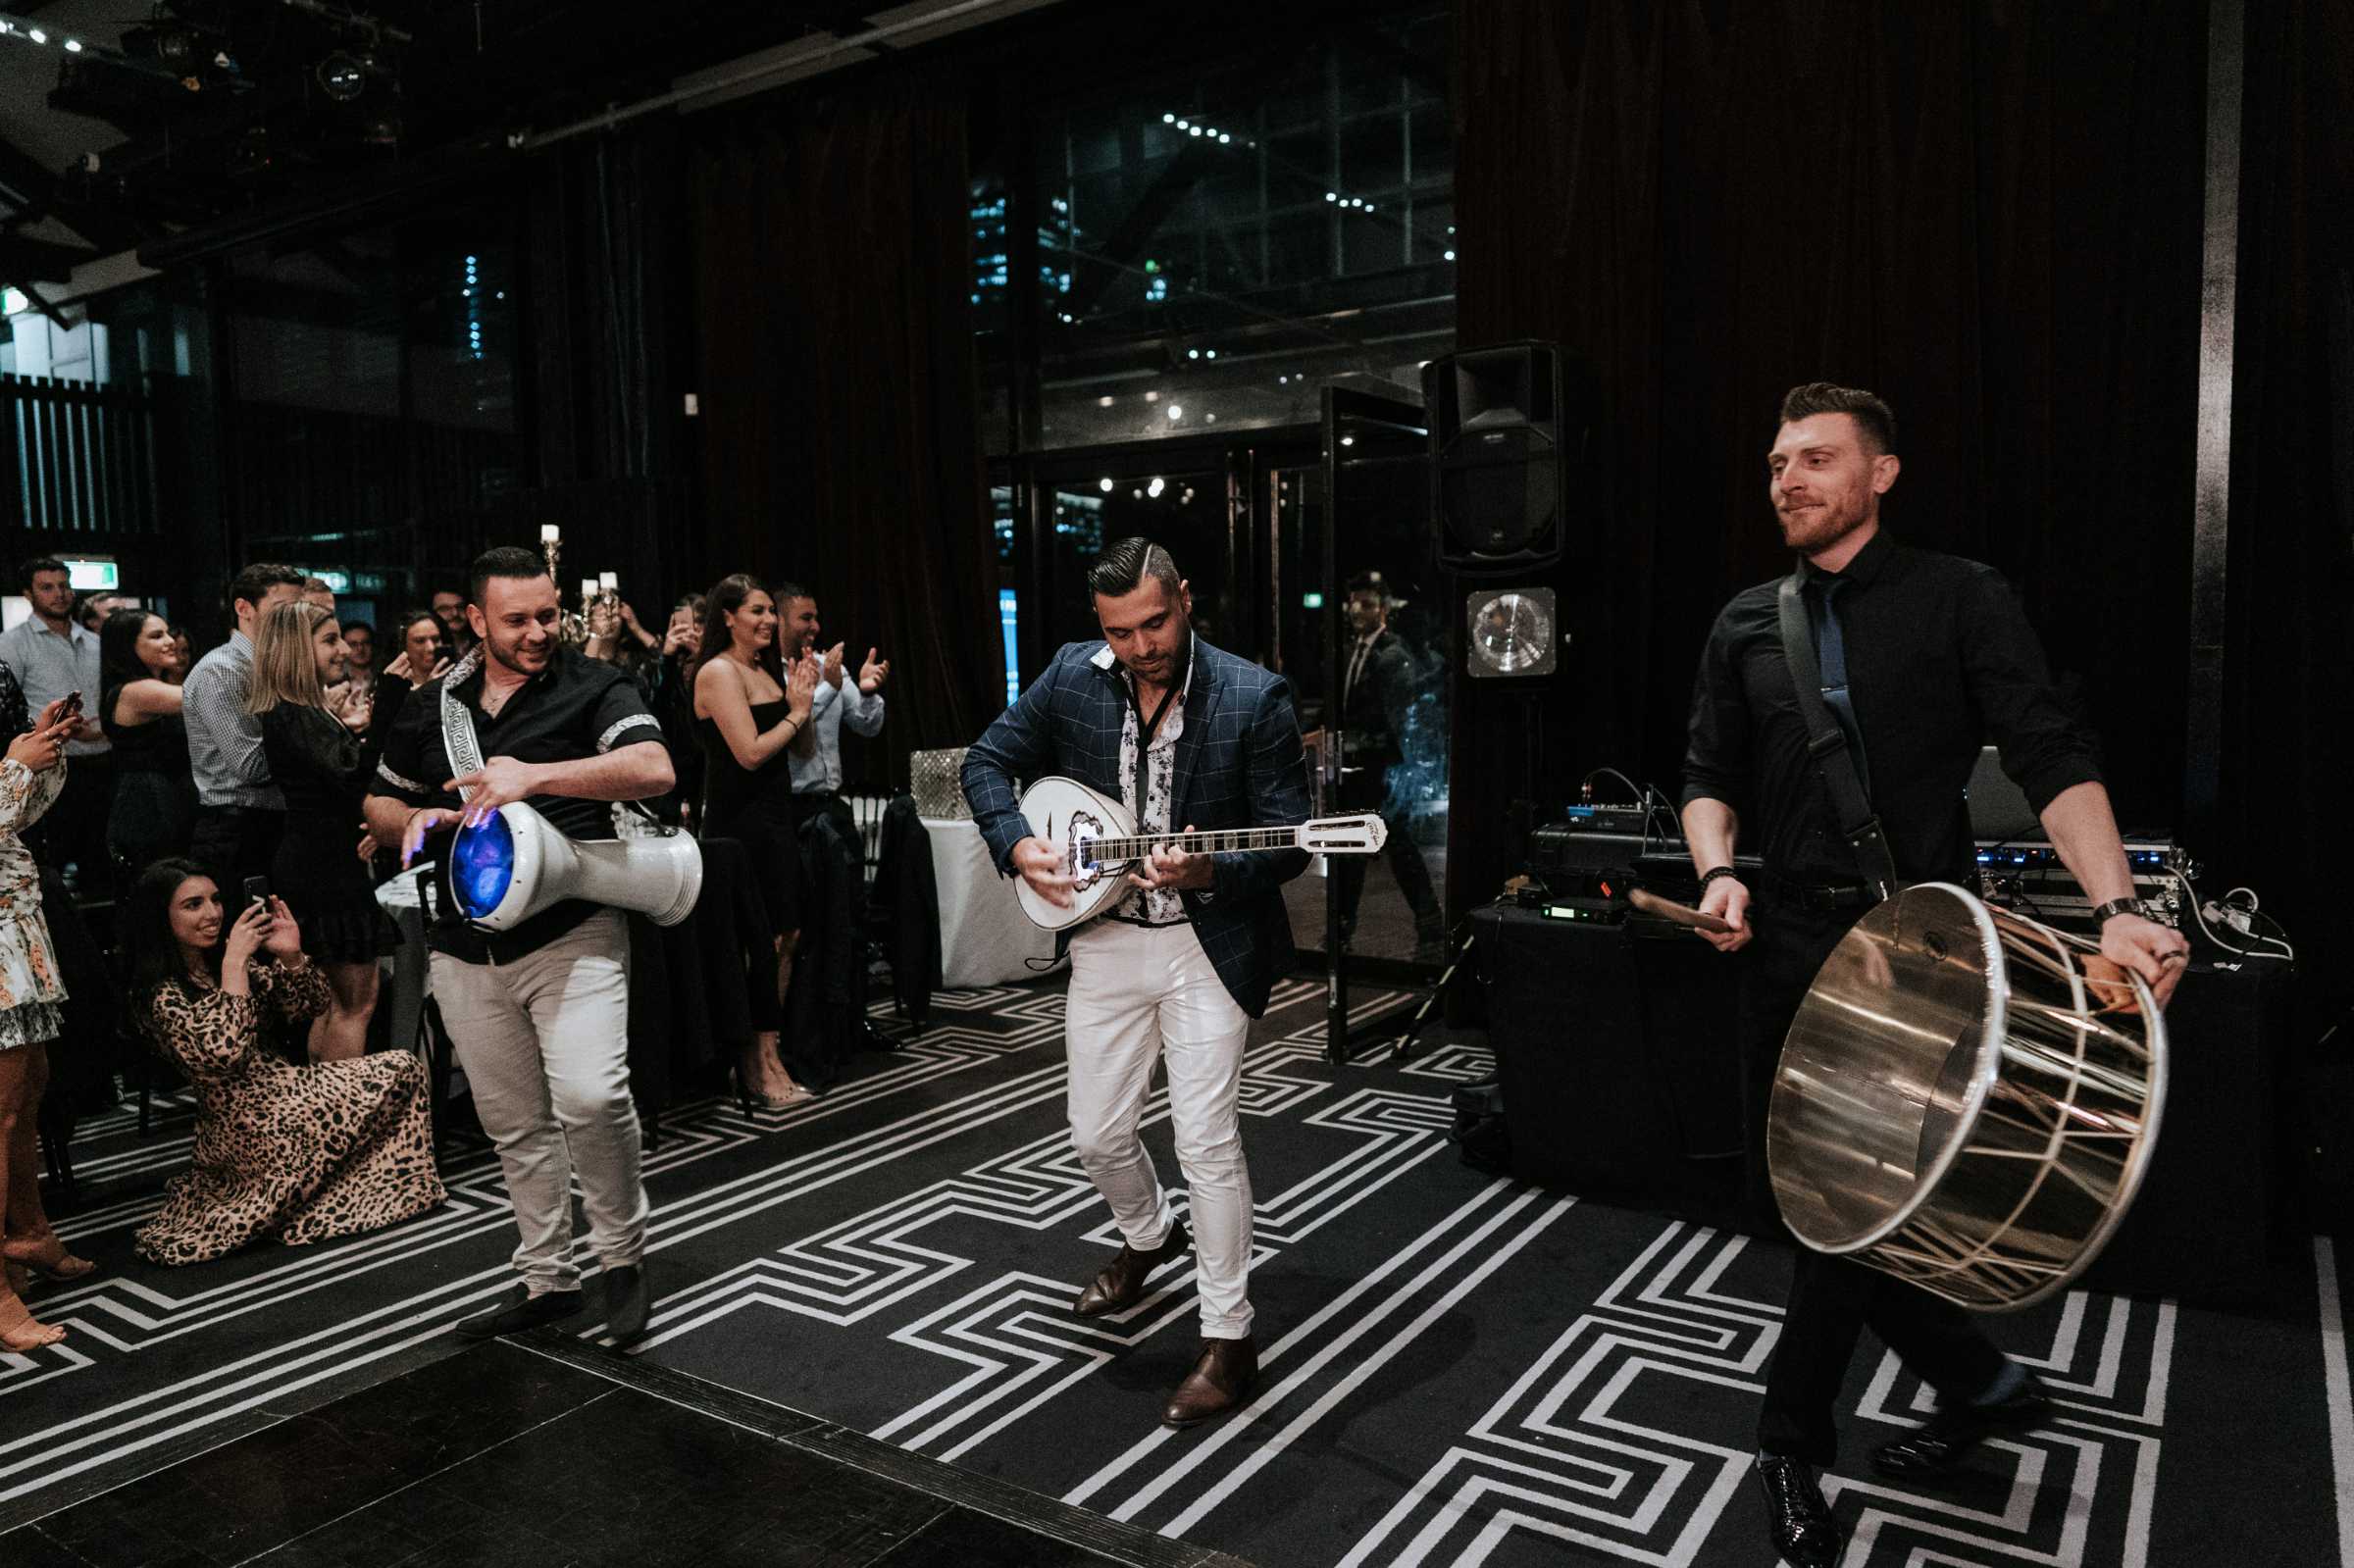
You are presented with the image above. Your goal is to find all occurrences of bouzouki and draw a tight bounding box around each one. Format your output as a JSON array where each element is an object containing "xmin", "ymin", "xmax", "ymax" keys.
[{"xmin": 1012, "ymin": 776, "xmax": 1387, "ymax": 932}]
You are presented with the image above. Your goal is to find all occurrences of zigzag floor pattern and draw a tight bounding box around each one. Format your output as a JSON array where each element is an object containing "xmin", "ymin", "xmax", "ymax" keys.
[{"xmin": 5, "ymin": 973, "xmax": 2350, "ymax": 1567}]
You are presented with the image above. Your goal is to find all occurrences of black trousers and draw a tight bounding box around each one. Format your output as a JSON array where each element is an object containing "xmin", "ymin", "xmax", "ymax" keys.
[
  {"xmin": 1331, "ymin": 764, "xmax": 1438, "ymax": 930},
  {"xmin": 1742, "ymin": 904, "xmax": 2008, "ymax": 1465},
  {"xmin": 188, "ymin": 805, "xmax": 285, "ymax": 896}
]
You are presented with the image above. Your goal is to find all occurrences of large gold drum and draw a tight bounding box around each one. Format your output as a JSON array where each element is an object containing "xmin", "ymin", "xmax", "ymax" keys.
[{"xmin": 1767, "ymin": 883, "xmax": 2169, "ymax": 1312}]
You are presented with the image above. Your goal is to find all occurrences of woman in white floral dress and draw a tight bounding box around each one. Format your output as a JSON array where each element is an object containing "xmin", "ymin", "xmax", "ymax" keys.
[{"xmin": 0, "ymin": 662, "xmax": 95, "ymax": 1351}]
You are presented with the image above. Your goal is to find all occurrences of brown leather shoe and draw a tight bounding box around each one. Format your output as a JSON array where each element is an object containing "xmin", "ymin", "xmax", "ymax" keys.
[
  {"xmin": 1075, "ymin": 1220, "xmax": 1191, "ymax": 1317},
  {"xmin": 1162, "ymin": 1336, "xmax": 1256, "ymax": 1428}
]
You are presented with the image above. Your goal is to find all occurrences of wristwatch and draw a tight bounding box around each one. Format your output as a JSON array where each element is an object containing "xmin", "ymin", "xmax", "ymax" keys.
[{"xmin": 2089, "ymin": 896, "xmax": 2144, "ymax": 926}]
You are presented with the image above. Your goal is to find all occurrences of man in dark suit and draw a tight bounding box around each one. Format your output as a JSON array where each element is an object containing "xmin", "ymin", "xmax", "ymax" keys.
[
  {"xmin": 963, "ymin": 536, "xmax": 1310, "ymax": 1430},
  {"xmin": 1327, "ymin": 570, "xmax": 1443, "ymax": 953}
]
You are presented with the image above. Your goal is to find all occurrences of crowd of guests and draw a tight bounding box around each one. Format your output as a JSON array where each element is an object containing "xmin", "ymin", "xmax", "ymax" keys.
[{"xmin": 0, "ymin": 549, "xmax": 891, "ymax": 1348}]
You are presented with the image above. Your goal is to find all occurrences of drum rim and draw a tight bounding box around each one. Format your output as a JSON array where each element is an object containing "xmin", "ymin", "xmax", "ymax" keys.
[{"xmin": 1772, "ymin": 881, "xmax": 2010, "ymax": 1256}]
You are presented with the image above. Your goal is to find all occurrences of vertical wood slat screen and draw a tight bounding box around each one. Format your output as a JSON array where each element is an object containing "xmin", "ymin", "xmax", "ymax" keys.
[{"xmin": 1, "ymin": 375, "xmax": 164, "ymax": 535}]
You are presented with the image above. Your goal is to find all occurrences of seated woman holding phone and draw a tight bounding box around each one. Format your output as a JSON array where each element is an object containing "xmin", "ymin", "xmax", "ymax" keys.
[{"xmin": 123, "ymin": 858, "xmax": 443, "ymax": 1267}]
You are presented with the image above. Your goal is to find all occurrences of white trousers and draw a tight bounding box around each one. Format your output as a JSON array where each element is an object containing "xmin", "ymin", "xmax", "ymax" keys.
[
  {"xmin": 431, "ymin": 909, "xmax": 646, "ymax": 1292},
  {"xmin": 1063, "ymin": 918, "xmax": 1254, "ymax": 1340}
]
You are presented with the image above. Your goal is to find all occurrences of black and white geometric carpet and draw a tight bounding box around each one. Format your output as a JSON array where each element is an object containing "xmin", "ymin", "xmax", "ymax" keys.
[{"xmin": 7, "ymin": 973, "xmax": 2351, "ymax": 1566}]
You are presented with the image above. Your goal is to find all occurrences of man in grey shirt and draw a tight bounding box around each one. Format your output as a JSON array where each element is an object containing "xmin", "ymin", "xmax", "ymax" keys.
[
  {"xmin": 0, "ymin": 556, "xmax": 110, "ymax": 883},
  {"xmin": 183, "ymin": 562, "xmax": 307, "ymax": 889}
]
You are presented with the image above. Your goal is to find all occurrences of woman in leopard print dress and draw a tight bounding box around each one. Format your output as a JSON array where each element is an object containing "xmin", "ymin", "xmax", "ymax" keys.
[{"xmin": 125, "ymin": 858, "xmax": 444, "ymax": 1266}]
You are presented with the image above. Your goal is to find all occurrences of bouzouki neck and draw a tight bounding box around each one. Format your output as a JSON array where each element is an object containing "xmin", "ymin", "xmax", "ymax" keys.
[{"xmin": 1085, "ymin": 826, "xmax": 1303, "ymax": 862}]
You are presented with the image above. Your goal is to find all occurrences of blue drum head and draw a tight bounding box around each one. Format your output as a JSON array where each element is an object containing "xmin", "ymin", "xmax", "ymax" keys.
[{"xmin": 450, "ymin": 810, "xmax": 516, "ymax": 920}]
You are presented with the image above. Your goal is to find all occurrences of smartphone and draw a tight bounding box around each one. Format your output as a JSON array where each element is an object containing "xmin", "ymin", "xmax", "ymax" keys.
[
  {"xmin": 61, "ymin": 689, "xmax": 82, "ymax": 718},
  {"xmin": 242, "ymin": 876, "xmax": 271, "ymax": 909}
]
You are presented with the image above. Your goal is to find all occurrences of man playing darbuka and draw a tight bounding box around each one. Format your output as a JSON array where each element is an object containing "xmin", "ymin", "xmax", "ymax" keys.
[{"xmin": 364, "ymin": 546, "xmax": 676, "ymax": 1346}]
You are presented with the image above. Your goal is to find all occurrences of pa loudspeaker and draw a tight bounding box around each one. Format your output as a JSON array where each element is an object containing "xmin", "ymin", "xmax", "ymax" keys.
[{"xmin": 1422, "ymin": 341, "xmax": 1579, "ymax": 575}]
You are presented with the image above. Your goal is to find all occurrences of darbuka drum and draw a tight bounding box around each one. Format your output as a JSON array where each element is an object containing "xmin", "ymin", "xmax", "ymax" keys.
[{"xmin": 1766, "ymin": 883, "xmax": 2168, "ymax": 1312}]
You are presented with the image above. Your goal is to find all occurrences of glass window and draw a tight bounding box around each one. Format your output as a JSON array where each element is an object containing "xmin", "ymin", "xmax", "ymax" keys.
[{"xmin": 982, "ymin": 6, "xmax": 1454, "ymax": 453}]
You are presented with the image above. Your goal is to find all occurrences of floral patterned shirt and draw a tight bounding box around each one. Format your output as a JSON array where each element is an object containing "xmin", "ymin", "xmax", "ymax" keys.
[{"xmin": 1109, "ymin": 635, "xmax": 1193, "ymax": 926}]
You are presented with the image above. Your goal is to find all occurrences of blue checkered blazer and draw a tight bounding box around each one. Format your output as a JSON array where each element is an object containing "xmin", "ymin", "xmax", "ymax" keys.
[{"xmin": 962, "ymin": 636, "xmax": 1311, "ymax": 1017}]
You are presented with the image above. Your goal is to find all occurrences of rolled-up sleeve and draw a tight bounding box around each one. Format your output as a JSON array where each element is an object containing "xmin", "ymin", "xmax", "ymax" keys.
[
  {"xmin": 1679, "ymin": 609, "xmax": 1750, "ymax": 811},
  {"xmin": 1959, "ymin": 568, "xmax": 2103, "ymax": 815}
]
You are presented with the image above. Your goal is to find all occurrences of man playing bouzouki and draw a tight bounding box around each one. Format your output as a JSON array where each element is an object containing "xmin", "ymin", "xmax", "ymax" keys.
[{"xmin": 962, "ymin": 536, "xmax": 1311, "ymax": 1430}]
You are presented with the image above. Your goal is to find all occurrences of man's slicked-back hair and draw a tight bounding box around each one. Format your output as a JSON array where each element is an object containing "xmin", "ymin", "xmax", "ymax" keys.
[
  {"xmin": 1778, "ymin": 382, "xmax": 1897, "ymax": 456},
  {"xmin": 18, "ymin": 556, "xmax": 66, "ymax": 591},
  {"xmin": 1088, "ymin": 536, "xmax": 1183, "ymax": 601},
  {"xmin": 469, "ymin": 545, "xmax": 550, "ymax": 607}
]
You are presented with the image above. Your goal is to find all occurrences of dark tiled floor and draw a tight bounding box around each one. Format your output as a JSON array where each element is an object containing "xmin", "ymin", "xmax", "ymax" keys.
[{"xmin": 2, "ymin": 1338, "xmax": 1244, "ymax": 1568}]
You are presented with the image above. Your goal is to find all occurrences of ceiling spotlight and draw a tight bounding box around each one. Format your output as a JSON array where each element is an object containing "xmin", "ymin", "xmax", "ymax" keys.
[
  {"xmin": 1186, "ymin": 348, "xmax": 1200, "ymax": 360},
  {"xmin": 1175, "ymin": 118, "xmax": 1189, "ymax": 128},
  {"xmin": 1203, "ymin": 349, "xmax": 1216, "ymax": 359},
  {"xmin": 1098, "ymin": 478, "xmax": 1114, "ymax": 493},
  {"xmin": 1444, "ymin": 249, "xmax": 1457, "ymax": 262},
  {"xmin": 1162, "ymin": 113, "xmax": 1176, "ymax": 124},
  {"xmin": 29, "ymin": 26, "xmax": 48, "ymax": 42},
  {"xmin": 1324, "ymin": 192, "xmax": 1337, "ymax": 202},
  {"xmin": 1188, "ymin": 125, "xmax": 1202, "ymax": 136},
  {"xmin": 1144, "ymin": 390, "xmax": 1159, "ymax": 402},
  {"xmin": 1148, "ymin": 477, "xmax": 1165, "ymax": 497},
  {"xmin": 316, "ymin": 51, "xmax": 366, "ymax": 101},
  {"xmin": 1204, "ymin": 413, "xmax": 1216, "ymax": 423},
  {"xmin": 1097, "ymin": 394, "xmax": 1115, "ymax": 408},
  {"xmin": 64, "ymin": 38, "xmax": 82, "ymax": 52},
  {"xmin": 1166, "ymin": 405, "xmax": 1184, "ymax": 421}
]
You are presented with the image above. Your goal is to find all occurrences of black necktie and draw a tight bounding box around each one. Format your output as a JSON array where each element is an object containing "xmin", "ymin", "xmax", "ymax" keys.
[{"xmin": 1811, "ymin": 576, "xmax": 1872, "ymax": 798}]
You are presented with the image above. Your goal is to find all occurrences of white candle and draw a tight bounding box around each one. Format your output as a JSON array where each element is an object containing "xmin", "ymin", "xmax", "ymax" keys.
[
  {"xmin": 540, "ymin": 524, "xmax": 560, "ymax": 543},
  {"xmin": 580, "ymin": 579, "xmax": 597, "ymax": 601},
  {"xmin": 598, "ymin": 572, "xmax": 618, "ymax": 591}
]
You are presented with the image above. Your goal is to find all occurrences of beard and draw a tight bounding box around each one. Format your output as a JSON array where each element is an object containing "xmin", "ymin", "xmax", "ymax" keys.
[{"xmin": 1777, "ymin": 496, "xmax": 1871, "ymax": 554}]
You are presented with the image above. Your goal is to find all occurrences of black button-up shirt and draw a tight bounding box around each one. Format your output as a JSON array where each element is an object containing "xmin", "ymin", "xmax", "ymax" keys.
[
  {"xmin": 371, "ymin": 644, "xmax": 669, "ymax": 962},
  {"xmin": 1680, "ymin": 529, "xmax": 2103, "ymax": 889}
]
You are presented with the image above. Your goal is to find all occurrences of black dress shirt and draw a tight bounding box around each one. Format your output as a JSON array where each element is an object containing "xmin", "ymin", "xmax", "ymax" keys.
[
  {"xmin": 1680, "ymin": 529, "xmax": 2103, "ymax": 888},
  {"xmin": 370, "ymin": 644, "xmax": 670, "ymax": 962}
]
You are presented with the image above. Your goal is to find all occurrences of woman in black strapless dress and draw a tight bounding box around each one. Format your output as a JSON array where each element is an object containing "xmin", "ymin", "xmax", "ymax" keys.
[
  {"xmin": 250, "ymin": 602, "xmax": 395, "ymax": 1064},
  {"xmin": 692, "ymin": 574, "xmax": 822, "ymax": 1108},
  {"xmin": 99, "ymin": 611, "xmax": 197, "ymax": 874}
]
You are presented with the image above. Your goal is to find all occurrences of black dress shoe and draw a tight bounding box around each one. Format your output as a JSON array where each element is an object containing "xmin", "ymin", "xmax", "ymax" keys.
[
  {"xmin": 1074, "ymin": 1220, "xmax": 1191, "ymax": 1317},
  {"xmin": 1871, "ymin": 1375, "xmax": 2050, "ymax": 1477},
  {"xmin": 1753, "ymin": 1454, "xmax": 1842, "ymax": 1568},
  {"xmin": 604, "ymin": 1263, "xmax": 652, "ymax": 1347},
  {"xmin": 454, "ymin": 1287, "xmax": 584, "ymax": 1340}
]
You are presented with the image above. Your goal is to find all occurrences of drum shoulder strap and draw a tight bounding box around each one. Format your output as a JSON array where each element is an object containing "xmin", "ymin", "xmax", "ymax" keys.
[
  {"xmin": 1775, "ymin": 571, "xmax": 1899, "ymax": 900},
  {"xmin": 437, "ymin": 649, "xmax": 665, "ymax": 831}
]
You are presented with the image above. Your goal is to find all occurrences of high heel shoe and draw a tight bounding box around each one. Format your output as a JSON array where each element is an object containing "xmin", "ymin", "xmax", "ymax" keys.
[
  {"xmin": 0, "ymin": 1293, "xmax": 66, "ymax": 1351},
  {"xmin": 2, "ymin": 1238, "xmax": 96, "ymax": 1284},
  {"xmin": 733, "ymin": 1061, "xmax": 813, "ymax": 1114}
]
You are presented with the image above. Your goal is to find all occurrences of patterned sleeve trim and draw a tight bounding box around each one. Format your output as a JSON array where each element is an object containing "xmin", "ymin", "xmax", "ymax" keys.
[
  {"xmin": 597, "ymin": 713, "xmax": 664, "ymax": 752},
  {"xmin": 376, "ymin": 758, "xmax": 428, "ymax": 793}
]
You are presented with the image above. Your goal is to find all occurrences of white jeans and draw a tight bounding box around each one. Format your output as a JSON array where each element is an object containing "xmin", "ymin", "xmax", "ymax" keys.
[
  {"xmin": 431, "ymin": 909, "xmax": 646, "ymax": 1292},
  {"xmin": 1063, "ymin": 918, "xmax": 1254, "ymax": 1340}
]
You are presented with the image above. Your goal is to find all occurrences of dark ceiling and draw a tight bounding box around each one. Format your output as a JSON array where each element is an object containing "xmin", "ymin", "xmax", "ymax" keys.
[{"xmin": 0, "ymin": 0, "xmax": 1005, "ymax": 287}]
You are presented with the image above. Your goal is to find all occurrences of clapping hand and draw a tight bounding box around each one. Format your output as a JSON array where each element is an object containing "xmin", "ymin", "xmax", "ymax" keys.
[
  {"xmin": 857, "ymin": 646, "xmax": 891, "ymax": 695},
  {"xmin": 820, "ymin": 641, "xmax": 846, "ymax": 688},
  {"xmin": 785, "ymin": 652, "xmax": 822, "ymax": 722}
]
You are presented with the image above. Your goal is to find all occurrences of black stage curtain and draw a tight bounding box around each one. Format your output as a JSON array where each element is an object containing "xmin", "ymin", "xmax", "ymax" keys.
[
  {"xmin": 1449, "ymin": 1, "xmax": 2214, "ymax": 921},
  {"xmin": 2225, "ymin": 0, "xmax": 2353, "ymax": 992},
  {"xmin": 685, "ymin": 70, "xmax": 1000, "ymax": 784}
]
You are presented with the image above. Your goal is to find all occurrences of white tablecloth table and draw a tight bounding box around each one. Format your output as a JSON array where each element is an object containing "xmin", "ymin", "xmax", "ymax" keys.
[{"xmin": 925, "ymin": 816, "xmax": 1057, "ymax": 988}]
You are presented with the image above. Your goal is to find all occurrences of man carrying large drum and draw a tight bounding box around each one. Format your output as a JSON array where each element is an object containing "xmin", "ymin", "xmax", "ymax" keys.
[{"xmin": 1677, "ymin": 382, "xmax": 2191, "ymax": 1567}]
